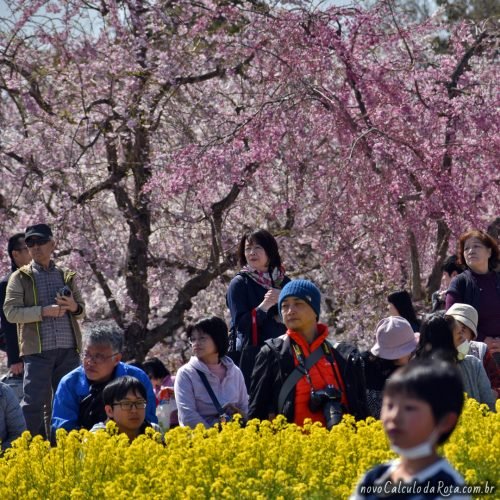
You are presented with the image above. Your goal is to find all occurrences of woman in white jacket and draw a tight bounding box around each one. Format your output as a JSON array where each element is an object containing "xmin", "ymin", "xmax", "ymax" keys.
[{"xmin": 174, "ymin": 317, "xmax": 248, "ymax": 428}]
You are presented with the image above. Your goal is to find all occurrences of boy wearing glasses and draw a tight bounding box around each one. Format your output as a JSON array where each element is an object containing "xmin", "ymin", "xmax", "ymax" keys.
[
  {"xmin": 3, "ymin": 223, "xmax": 86, "ymax": 438},
  {"xmin": 91, "ymin": 376, "xmax": 160, "ymax": 440}
]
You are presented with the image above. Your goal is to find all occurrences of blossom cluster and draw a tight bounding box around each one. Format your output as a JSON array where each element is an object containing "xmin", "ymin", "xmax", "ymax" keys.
[
  {"xmin": 1, "ymin": 0, "xmax": 499, "ymax": 359},
  {"xmin": 0, "ymin": 398, "xmax": 497, "ymax": 498}
]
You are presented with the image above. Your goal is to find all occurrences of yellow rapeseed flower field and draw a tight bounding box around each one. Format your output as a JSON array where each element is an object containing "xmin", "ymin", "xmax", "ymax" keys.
[{"xmin": 0, "ymin": 398, "xmax": 497, "ymax": 499}]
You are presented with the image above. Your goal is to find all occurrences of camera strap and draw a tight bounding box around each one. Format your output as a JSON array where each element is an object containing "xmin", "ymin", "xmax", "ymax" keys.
[
  {"xmin": 277, "ymin": 341, "xmax": 327, "ymax": 413},
  {"xmin": 196, "ymin": 369, "xmax": 225, "ymax": 417},
  {"xmin": 294, "ymin": 341, "xmax": 343, "ymax": 390},
  {"xmin": 320, "ymin": 342, "xmax": 345, "ymax": 393}
]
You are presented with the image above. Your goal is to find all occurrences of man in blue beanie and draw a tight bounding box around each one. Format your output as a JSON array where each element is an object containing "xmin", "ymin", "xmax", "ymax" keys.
[{"xmin": 248, "ymin": 279, "xmax": 367, "ymax": 429}]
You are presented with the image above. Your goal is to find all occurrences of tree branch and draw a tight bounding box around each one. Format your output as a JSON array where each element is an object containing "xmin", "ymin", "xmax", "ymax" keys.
[{"xmin": 0, "ymin": 58, "xmax": 55, "ymax": 116}]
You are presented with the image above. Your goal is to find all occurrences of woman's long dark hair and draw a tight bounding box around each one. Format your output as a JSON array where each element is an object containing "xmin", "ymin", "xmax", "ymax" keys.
[
  {"xmin": 415, "ymin": 312, "xmax": 458, "ymax": 364},
  {"xmin": 388, "ymin": 290, "xmax": 420, "ymax": 327}
]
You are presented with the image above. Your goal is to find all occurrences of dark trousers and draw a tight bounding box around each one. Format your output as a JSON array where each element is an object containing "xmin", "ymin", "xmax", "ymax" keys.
[{"xmin": 22, "ymin": 348, "xmax": 80, "ymax": 438}]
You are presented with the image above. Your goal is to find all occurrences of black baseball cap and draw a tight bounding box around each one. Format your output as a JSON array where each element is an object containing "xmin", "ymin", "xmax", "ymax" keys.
[{"xmin": 25, "ymin": 224, "xmax": 53, "ymax": 241}]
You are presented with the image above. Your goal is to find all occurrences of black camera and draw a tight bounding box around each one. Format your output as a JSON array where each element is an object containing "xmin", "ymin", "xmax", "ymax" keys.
[
  {"xmin": 309, "ymin": 385, "xmax": 343, "ymax": 430},
  {"xmin": 57, "ymin": 286, "xmax": 72, "ymax": 297}
]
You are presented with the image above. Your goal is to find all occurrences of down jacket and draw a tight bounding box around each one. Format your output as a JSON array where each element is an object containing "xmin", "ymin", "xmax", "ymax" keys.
[{"xmin": 248, "ymin": 334, "xmax": 368, "ymax": 423}]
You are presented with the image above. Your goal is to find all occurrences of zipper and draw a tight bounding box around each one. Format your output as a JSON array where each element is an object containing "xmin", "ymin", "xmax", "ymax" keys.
[{"xmin": 20, "ymin": 268, "xmax": 42, "ymax": 353}]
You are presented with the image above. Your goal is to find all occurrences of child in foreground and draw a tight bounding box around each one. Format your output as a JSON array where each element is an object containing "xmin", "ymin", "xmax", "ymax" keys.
[
  {"xmin": 351, "ymin": 358, "xmax": 470, "ymax": 500},
  {"xmin": 91, "ymin": 376, "xmax": 160, "ymax": 441}
]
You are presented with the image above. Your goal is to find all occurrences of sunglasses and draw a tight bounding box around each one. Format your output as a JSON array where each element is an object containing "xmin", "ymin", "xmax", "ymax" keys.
[{"xmin": 25, "ymin": 238, "xmax": 51, "ymax": 248}]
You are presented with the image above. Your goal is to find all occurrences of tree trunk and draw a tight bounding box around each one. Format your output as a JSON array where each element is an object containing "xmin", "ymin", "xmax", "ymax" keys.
[
  {"xmin": 425, "ymin": 219, "xmax": 451, "ymax": 299},
  {"xmin": 408, "ymin": 229, "xmax": 423, "ymax": 300}
]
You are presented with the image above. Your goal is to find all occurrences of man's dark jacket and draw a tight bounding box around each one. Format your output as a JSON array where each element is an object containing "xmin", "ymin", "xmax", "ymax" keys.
[
  {"xmin": 0, "ymin": 265, "xmax": 21, "ymax": 366},
  {"xmin": 248, "ymin": 335, "xmax": 368, "ymax": 423}
]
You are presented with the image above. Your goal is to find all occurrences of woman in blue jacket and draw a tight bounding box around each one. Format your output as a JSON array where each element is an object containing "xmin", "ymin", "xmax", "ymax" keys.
[{"xmin": 226, "ymin": 229, "xmax": 290, "ymax": 388}]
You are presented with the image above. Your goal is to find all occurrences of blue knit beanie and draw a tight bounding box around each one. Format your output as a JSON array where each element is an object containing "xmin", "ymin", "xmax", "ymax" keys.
[{"xmin": 278, "ymin": 279, "xmax": 321, "ymax": 319}]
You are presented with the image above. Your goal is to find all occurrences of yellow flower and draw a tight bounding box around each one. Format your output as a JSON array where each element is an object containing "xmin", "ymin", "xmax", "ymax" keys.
[{"xmin": 0, "ymin": 396, "xmax": 497, "ymax": 498}]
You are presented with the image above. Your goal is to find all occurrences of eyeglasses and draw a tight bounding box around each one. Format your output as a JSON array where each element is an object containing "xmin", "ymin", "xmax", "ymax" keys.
[
  {"xmin": 189, "ymin": 335, "xmax": 211, "ymax": 346},
  {"xmin": 112, "ymin": 400, "xmax": 147, "ymax": 411},
  {"xmin": 26, "ymin": 238, "xmax": 51, "ymax": 248},
  {"xmin": 82, "ymin": 351, "xmax": 120, "ymax": 364}
]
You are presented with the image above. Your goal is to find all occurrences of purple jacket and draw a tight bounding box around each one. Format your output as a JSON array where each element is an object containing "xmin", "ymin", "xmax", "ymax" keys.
[{"xmin": 174, "ymin": 356, "xmax": 248, "ymax": 428}]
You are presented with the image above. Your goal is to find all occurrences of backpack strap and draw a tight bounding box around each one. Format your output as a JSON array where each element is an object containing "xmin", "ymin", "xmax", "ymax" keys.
[
  {"xmin": 277, "ymin": 343, "xmax": 324, "ymax": 414},
  {"xmin": 332, "ymin": 341, "xmax": 369, "ymax": 420},
  {"xmin": 196, "ymin": 369, "xmax": 225, "ymax": 416},
  {"xmin": 250, "ymin": 308, "xmax": 258, "ymax": 346}
]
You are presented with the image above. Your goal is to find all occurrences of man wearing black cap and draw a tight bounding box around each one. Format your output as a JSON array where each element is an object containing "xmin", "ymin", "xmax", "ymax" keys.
[
  {"xmin": 248, "ymin": 279, "xmax": 367, "ymax": 429},
  {"xmin": 3, "ymin": 223, "xmax": 85, "ymax": 437}
]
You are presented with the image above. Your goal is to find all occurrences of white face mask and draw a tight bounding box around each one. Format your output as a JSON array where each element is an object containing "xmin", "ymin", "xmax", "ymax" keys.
[
  {"xmin": 457, "ymin": 340, "xmax": 470, "ymax": 360},
  {"xmin": 391, "ymin": 430, "xmax": 439, "ymax": 460}
]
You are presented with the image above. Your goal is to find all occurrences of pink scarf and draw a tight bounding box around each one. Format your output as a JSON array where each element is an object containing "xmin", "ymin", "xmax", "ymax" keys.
[{"xmin": 240, "ymin": 265, "xmax": 286, "ymax": 289}]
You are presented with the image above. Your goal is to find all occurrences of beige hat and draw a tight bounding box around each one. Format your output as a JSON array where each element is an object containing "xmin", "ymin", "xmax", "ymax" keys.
[{"xmin": 445, "ymin": 303, "xmax": 478, "ymax": 339}]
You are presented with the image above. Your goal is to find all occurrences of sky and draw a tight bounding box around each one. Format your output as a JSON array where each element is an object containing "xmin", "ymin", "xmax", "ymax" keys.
[
  {"xmin": 0, "ymin": 0, "xmax": 359, "ymax": 20},
  {"xmin": 0, "ymin": 1, "xmax": 10, "ymax": 17},
  {"xmin": 0, "ymin": 0, "xmax": 438, "ymax": 30}
]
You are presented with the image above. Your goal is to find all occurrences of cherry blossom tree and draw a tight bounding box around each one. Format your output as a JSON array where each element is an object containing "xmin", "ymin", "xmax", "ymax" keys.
[{"xmin": 0, "ymin": 0, "xmax": 498, "ymax": 357}]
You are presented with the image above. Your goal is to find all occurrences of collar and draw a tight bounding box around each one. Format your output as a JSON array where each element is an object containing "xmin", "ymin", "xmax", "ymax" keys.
[
  {"xmin": 32, "ymin": 260, "xmax": 56, "ymax": 272},
  {"xmin": 82, "ymin": 363, "xmax": 123, "ymax": 389},
  {"xmin": 189, "ymin": 355, "xmax": 234, "ymax": 372},
  {"xmin": 287, "ymin": 323, "xmax": 329, "ymax": 354},
  {"xmin": 376, "ymin": 458, "xmax": 449, "ymax": 484},
  {"xmin": 189, "ymin": 356, "xmax": 220, "ymax": 373},
  {"xmin": 239, "ymin": 265, "xmax": 286, "ymax": 289}
]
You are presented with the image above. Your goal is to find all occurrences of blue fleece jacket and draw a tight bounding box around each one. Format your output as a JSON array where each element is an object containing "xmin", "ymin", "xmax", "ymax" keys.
[{"xmin": 51, "ymin": 362, "xmax": 157, "ymax": 432}]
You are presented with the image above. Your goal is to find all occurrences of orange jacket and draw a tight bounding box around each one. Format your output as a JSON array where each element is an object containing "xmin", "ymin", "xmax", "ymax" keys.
[{"xmin": 288, "ymin": 324, "xmax": 348, "ymax": 426}]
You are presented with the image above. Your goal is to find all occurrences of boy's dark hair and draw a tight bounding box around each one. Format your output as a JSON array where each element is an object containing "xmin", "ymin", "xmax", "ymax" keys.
[
  {"xmin": 142, "ymin": 357, "xmax": 170, "ymax": 380},
  {"xmin": 387, "ymin": 290, "xmax": 419, "ymax": 327},
  {"xmin": 416, "ymin": 312, "xmax": 458, "ymax": 363},
  {"xmin": 237, "ymin": 228, "xmax": 282, "ymax": 271},
  {"xmin": 187, "ymin": 316, "xmax": 229, "ymax": 358},
  {"xmin": 441, "ymin": 255, "xmax": 463, "ymax": 276},
  {"xmin": 102, "ymin": 376, "xmax": 147, "ymax": 406},
  {"xmin": 384, "ymin": 358, "xmax": 464, "ymax": 444}
]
